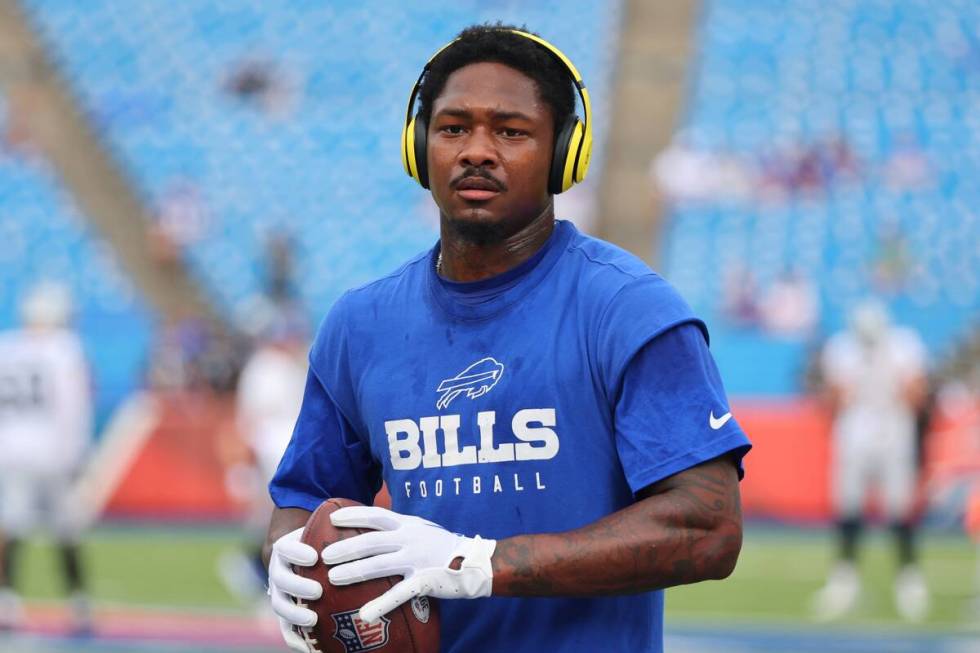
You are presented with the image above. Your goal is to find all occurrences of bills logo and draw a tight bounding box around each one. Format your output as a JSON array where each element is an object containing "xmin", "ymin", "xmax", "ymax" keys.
[
  {"xmin": 437, "ymin": 357, "xmax": 504, "ymax": 409},
  {"xmin": 331, "ymin": 610, "xmax": 390, "ymax": 652}
]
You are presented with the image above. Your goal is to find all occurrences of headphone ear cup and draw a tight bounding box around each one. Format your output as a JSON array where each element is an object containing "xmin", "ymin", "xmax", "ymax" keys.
[
  {"xmin": 402, "ymin": 118, "xmax": 416, "ymax": 180},
  {"xmin": 548, "ymin": 115, "xmax": 588, "ymax": 195},
  {"xmin": 563, "ymin": 121, "xmax": 585, "ymax": 192},
  {"xmin": 574, "ymin": 124, "xmax": 592, "ymax": 185},
  {"xmin": 413, "ymin": 115, "xmax": 429, "ymax": 189},
  {"xmin": 549, "ymin": 116, "xmax": 578, "ymax": 195}
]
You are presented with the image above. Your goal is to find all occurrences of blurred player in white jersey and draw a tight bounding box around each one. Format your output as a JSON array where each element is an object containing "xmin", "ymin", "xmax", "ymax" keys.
[
  {"xmin": 0, "ymin": 282, "xmax": 93, "ymax": 631},
  {"xmin": 813, "ymin": 300, "xmax": 929, "ymax": 622},
  {"xmin": 220, "ymin": 309, "xmax": 307, "ymax": 605}
]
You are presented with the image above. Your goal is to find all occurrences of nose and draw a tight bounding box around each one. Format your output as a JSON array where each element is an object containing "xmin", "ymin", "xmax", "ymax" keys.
[{"xmin": 458, "ymin": 126, "xmax": 497, "ymax": 168}]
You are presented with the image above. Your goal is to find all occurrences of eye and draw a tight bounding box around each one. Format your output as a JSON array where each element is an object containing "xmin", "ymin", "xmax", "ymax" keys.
[
  {"xmin": 440, "ymin": 125, "xmax": 465, "ymax": 135},
  {"xmin": 501, "ymin": 128, "xmax": 527, "ymax": 138}
]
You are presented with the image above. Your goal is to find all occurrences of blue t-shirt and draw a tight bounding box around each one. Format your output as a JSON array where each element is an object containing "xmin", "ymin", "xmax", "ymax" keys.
[{"xmin": 271, "ymin": 220, "xmax": 751, "ymax": 653}]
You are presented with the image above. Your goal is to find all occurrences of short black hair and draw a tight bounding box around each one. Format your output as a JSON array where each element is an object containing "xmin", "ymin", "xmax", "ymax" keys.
[{"xmin": 417, "ymin": 23, "xmax": 576, "ymax": 138}]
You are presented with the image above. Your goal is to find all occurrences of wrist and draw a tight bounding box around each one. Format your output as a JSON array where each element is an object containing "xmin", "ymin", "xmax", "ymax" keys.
[
  {"xmin": 459, "ymin": 535, "xmax": 496, "ymax": 598},
  {"xmin": 488, "ymin": 533, "xmax": 557, "ymax": 597}
]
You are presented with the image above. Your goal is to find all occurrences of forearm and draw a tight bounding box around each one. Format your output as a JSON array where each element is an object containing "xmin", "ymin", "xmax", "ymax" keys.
[
  {"xmin": 262, "ymin": 507, "xmax": 312, "ymax": 568},
  {"xmin": 491, "ymin": 457, "xmax": 742, "ymax": 596}
]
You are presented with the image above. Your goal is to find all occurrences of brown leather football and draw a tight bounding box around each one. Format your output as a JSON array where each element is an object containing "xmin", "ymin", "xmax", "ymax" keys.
[{"xmin": 294, "ymin": 497, "xmax": 440, "ymax": 653}]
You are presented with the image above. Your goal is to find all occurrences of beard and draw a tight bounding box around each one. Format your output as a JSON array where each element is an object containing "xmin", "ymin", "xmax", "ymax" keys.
[{"xmin": 444, "ymin": 213, "xmax": 512, "ymax": 246}]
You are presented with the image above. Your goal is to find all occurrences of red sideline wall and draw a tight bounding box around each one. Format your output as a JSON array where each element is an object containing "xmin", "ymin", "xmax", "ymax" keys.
[
  {"xmin": 104, "ymin": 394, "xmax": 242, "ymax": 520},
  {"xmin": 734, "ymin": 398, "xmax": 832, "ymax": 521},
  {"xmin": 735, "ymin": 396, "xmax": 980, "ymax": 522},
  {"xmin": 102, "ymin": 393, "xmax": 977, "ymax": 522}
]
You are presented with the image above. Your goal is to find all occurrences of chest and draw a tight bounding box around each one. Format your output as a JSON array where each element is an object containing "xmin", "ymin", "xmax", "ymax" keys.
[
  {"xmin": 839, "ymin": 344, "xmax": 906, "ymax": 394},
  {"xmin": 347, "ymin": 303, "xmax": 615, "ymax": 477},
  {"xmin": 357, "ymin": 303, "xmax": 597, "ymax": 410}
]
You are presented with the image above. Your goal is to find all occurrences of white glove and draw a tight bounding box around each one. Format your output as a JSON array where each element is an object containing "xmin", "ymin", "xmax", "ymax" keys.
[
  {"xmin": 321, "ymin": 506, "xmax": 496, "ymax": 624},
  {"xmin": 267, "ymin": 527, "xmax": 322, "ymax": 653}
]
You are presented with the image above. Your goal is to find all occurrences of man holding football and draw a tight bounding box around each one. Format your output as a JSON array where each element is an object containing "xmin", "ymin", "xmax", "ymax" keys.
[{"xmin": 263, "ymin": 24, "xmax": 751, "ymax": 652}]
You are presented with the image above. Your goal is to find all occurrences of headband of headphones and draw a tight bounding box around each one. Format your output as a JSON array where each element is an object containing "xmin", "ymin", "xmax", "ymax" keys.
[{"xmin": 401, "ymin": 28, "xmax": 593, "ymax": 194}]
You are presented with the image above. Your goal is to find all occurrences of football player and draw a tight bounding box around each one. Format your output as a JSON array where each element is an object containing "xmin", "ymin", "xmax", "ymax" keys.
[
  {"xmin": 813, "ymin": 300, "xmax": 929, "ymax": 622},
  {"xmin": 0, "ymin": 281, "xmax": 93, "ymax": 632},
  {"xmin": 220, "ymin": 309, "xmax": 308, "ymax": 603},
  {"xmin": 263, "ymin": 24, "xmax": 751, "ymax": 653}
]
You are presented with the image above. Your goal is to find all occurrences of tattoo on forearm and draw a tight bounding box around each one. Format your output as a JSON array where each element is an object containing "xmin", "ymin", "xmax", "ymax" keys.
[{"xmin": 491, "ymin": 458, "xmax": 742, "ymax": 596}]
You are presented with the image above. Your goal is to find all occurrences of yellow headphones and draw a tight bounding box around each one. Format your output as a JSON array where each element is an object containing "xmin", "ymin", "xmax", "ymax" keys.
[{"xmin": 401, "ymin": 29, "xmax": 593, "ymax": 195}]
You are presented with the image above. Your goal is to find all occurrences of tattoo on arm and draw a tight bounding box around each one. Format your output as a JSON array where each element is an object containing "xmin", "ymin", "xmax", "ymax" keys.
[{"xmin": 491, "ymin": 456, "xmax": 742, "ymax": 597}]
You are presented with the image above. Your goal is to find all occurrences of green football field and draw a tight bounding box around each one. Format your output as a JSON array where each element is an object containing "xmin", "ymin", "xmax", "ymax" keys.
[
  {"xmin": 8, "ymin": 524, "xmax": 980, "ymax": 652},
  {"xmin": 669, "ymin": 525, "xmax": 979, "ymax": 628},
  {"xmin": 17, "ymin": 525, "xmax": 253, "ymax": 609}
]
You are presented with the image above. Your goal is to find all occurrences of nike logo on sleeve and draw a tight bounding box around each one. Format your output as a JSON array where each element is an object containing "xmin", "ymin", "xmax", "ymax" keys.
[{"xmin": 709, "ymin": 411, "xmax": 733, "ymax": 430}]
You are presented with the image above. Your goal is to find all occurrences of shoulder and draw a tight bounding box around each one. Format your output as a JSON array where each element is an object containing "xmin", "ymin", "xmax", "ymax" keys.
[
  {"xmin": 0, "ymin": 330, "xmax": 18, "ymax": 348},
  {"xmin": 342, "ymin": 250, "xmax": 431, "ymax": 310},
  {"xmin": 42, "ymin": 332, "xmax": 88, "ymax": 373},
  {"xmin": 321, "ymin": 250, "xmax": 431, "ymax": 321},
  {"xmin": 561, "ymin": 227, "xmax": 699, "ymax": 337},
  {"xmin": 310, "ymin": 249, "xmax": 431, "ymax": 357},
  {"xmin": 889, "ymin": 326, "xmax": 924, "ymax": 349},
  {"xmin": 888, "ymin": 327, "xmax": 927, "ymax": 364},
  {"xmin": 562, "ymin": 225, "xmax": 658, "ymax": 284},
  {"xmin": 50, "ymin": 329, "xmax": 84, "ymax": 351},
  {"xmin": 0, "ymin": 332, "xmax": 19, "ymax": 360}
]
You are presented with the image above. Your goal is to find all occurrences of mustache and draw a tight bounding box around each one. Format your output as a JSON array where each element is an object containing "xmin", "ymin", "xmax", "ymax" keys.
[{"xmin": 449, "ymin": 167, "xmax": 507, "ymax": 192}]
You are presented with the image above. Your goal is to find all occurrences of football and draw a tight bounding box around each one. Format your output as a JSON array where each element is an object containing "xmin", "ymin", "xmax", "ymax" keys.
[{"xmin": 294, "ymin": 497, "xmax": 440, "ymax": 653}]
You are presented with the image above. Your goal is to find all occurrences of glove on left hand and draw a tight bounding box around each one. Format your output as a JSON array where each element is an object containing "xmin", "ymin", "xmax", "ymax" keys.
[{"xmin": 321, "ymin": 506, "xmax": 496, "ymax": 624}]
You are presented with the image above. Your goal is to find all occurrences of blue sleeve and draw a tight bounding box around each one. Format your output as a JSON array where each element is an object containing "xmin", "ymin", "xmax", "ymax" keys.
[
  {"xmin": 269, "ymin": 296, "xmax": 382, "ymax": 510},
  {"xmin": 596, "ymin": 274, "xmax": 706, "ymax": 399},
  {"xmin": 614, "ymin": 322, "xmax": 752, "ymax": 494}
]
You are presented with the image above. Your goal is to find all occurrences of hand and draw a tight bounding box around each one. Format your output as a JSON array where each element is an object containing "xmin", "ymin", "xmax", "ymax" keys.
[
  {"xmin": 267, "ymin": 527, "xmax": 322, "ymax": 653},
  {"xmin": 322, "ymin": 506, "xmax": 496, "ymax": 624}
]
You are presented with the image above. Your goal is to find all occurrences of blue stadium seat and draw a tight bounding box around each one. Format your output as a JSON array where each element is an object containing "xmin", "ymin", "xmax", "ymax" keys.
[
  {"xmin": 0, "ymin": 147, "xmax": 152, "ymax": 426},
  {"xmin": 665, "ymin": 0, "xmax": 980, "ymax": 394},
  {"xmin": 24, "ymin": 0, "xmax": 622, "ymax": 315},
  {"xmin": 8, "ymin": 1, "xmax": 621, "ymax": 420}
]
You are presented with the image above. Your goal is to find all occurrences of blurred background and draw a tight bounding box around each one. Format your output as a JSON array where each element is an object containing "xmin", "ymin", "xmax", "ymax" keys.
[{"xmin": 0, "ymin": 0, "xmax": 977, "ymax": 652}]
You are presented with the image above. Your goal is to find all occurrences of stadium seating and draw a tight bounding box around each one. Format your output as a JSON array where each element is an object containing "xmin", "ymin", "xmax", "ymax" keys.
[
  {"xmin": 664, "ymin": 0, "xmax": 980, "ymax": 394},
  {"xmin": 22, "ymin": 0, "xmax": 621, "ymax": 317},
  {"xmin": 6, "ymin": 1, "xmax": 621, "ymax": 423},
  {"xmin": 0, "ymin": 141, "xmax": 152, "ymax": 424}
]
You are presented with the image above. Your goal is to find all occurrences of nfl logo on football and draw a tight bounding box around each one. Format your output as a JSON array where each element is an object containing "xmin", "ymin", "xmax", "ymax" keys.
[{"xmin": 331, "ymin": 609, "xmax": 391, "ymax": 652}]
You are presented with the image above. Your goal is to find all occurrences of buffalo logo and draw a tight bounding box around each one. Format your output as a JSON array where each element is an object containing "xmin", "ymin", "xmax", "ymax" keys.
[
  {"xmin": 436, "ymin": 357, "xmax": 504, "ymax": 410},
  {"xmin": 330, "ymin": 609, "xmax": 390, "ymax": 652}
]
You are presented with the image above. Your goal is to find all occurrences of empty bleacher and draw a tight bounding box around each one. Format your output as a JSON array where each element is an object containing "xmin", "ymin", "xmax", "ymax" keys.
[
  {"xmin": 664, "ymin": 0, "xmax": 980, "ymax": 394},
  {"xmin": 23, "ymin": 0, "xmax": 621, "ymax": 317},
  {"xmin": 0, "ymin": 137, "xmax": 152, "ymax": 423},
  {"xmin": 3, "ymin": 1, "xmax": 621, "ymax": 423}
]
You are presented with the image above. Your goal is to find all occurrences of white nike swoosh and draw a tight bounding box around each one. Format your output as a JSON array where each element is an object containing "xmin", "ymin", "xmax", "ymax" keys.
[{"xmin": 709, "ymin": 411, "xmax": 732, "ymax": 430}]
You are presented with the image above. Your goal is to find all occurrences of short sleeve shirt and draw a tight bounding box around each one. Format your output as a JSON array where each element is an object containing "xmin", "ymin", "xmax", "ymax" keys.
[{"xmin": 272, "ymin": 220, "xmax": 751, "ymax": 653}]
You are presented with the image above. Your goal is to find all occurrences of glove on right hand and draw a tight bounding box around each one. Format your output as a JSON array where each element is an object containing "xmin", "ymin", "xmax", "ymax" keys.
[{"xmin": 268, "ymin": 527, "xmax": 322, "ymax": 652}]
